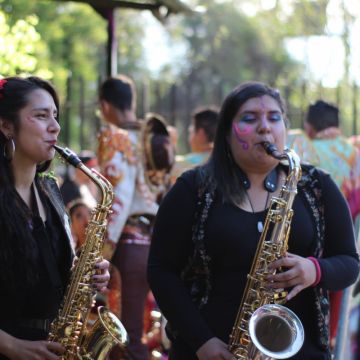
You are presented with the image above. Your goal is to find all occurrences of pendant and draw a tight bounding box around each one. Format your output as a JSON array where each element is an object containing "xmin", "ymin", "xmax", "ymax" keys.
[{"xmin": 257, "ymin": 221, "xmax": 264, "ymax": 233}]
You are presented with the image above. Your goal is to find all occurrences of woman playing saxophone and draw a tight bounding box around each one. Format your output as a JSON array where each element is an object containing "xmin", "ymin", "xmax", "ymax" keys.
[
  {"xmin": 147, "ymin": 81, "xmax": 359, "ymax": 359},
  {"xmin": 0, "ymin": 76, "xmax": 110, "ymax": 360}
]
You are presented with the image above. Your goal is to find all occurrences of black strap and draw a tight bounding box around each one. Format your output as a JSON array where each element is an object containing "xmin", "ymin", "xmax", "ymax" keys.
[
  {"xmin": 235, "ymin": 165, "xmax": 279, "ymax": 192},
  {"xmin": 31, "ymin": 184, "xmax": 64, "ymax": 301}
]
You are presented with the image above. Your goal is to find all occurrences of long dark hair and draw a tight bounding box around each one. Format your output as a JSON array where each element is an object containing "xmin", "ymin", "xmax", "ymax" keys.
[
  {"xmin": 0, "ymin": 76, "xmax": 60, "ymax": 289},
  {"xmin": 204, "ymin": 81, "xmax": 287, "ymax": 206}
]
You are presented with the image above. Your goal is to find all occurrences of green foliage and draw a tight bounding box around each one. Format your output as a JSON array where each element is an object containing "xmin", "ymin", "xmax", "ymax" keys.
[
  {"xmin": 277, "ymin": 0, "xmax": 329, "ymax": 37},
  {"xmin": 0, "ymin": 11, "xmax": 46, "ymax": 76},
  {"xmin": 116, "ymin": 9, "xmax": 149, "ymax": 81},
  {"xmin": 179, "ymin": 1, "xmax": 300, "ymax": 88},
  {"xmin": 0, "ymin": 0, "xmax": 150, "ymax": 149}
]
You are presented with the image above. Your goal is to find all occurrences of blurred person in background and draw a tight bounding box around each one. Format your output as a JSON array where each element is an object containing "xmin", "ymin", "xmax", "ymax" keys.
[
  {"xmin": 67, "ymin": 199, "xmax": 91, "ymax": 250},
  {"xmin": 67, "ymin": 198, "xmax": 122, "ymax": 321},
  {"xmin": 171, "ymin": 106, "xmax": 219, "ymax": 183},
  {"xmin": 304, "ymin": 99, "xmax": 360, "ymax": 351},
  {"xmin": 97, "ymin": 75, "xmax": 174, "ymax": 360},
  {"xmin": 286, "ymin": 128, "xmax": 319, "ymax": 166},
  {"xmin": 304, "ymin": 100, "xmax": 360, "ymax": 222}
]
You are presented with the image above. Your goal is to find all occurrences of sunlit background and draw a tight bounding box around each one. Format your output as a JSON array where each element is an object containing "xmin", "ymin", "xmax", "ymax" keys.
[{"xmin": 1, "ymin": 0, "xmax": 360, "ymax": 150}]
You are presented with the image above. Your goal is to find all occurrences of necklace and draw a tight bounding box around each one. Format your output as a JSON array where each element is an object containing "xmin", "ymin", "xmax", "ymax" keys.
[{"xmin": 245, "ymin": 191, "xmax": 270, "ymax": 233}]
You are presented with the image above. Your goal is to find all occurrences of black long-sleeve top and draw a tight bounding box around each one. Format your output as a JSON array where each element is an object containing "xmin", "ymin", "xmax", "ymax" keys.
[
  {"xmin": 0, "ymin": 176, "xmax": 73, "ymax": 345},
  {"xmin": 148, "ymin": 168, "xmax": 359, "ymax": 359}
]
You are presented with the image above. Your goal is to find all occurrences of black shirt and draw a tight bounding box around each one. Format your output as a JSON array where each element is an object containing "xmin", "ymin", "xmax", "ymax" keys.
[
  {"xmin": 0, "ymin": 184, "xmax": 71, "ymax": 342},
  {"xmin": 148, "ymin": 169, "xmax": 359, "ymax": 359}
]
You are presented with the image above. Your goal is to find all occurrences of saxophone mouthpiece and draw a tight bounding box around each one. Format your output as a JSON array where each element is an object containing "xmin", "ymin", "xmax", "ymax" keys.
[
  {"xmin": 53, "ymin": 144, "xmax": 83, "ymax": 167},
  {"xmin": 261, "ymin": 142, "xmax": 283, "ymax": 160}
]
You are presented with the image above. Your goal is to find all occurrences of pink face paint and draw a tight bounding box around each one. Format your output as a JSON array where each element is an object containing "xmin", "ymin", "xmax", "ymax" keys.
[{"xmin": 232, "ymin": 123, "xmax": 249, "ymax": 150}]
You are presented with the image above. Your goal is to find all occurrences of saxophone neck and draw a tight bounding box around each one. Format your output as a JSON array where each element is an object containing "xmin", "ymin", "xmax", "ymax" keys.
[
  {"xmin": 261, "ymin": 141, "xmax": 285, "ymax": 160},
  {"xmin": 261, "ymin": 142, "xmax": 301, "ymax": 179},
  {"xmin": 53, "ymin": 145, "xmax": 114, "ymax": 208}
]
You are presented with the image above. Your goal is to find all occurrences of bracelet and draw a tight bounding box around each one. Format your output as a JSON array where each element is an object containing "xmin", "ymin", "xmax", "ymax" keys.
[{"xmin": 308, "ymin": 256, "xmax": 322, "ymax": 287}]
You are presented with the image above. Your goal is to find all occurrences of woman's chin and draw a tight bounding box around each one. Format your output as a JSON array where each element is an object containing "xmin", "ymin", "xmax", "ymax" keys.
[
  {"xmin": 48, "ymin": 147, "xmax": 56, "ymax": 158},
  {"xmin": 39, "ymin": 149, "xmax": 55, "ymax": 163}
]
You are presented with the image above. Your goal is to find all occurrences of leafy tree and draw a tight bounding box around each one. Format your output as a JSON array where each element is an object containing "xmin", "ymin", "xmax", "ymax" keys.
[
  {"xmin": 0, "ymin": 0, "xmax": 151, "ymax": 148},
  {"xmin": 0, "ymin": 11, "xmax": 48, "ymax": 76},
  {"xmin": 152, "ymin": 0, "xmax": 302, "ymax": 151},
  {"xmin": 175, "ymin": 1, "xmax": 300, "ymax": 96}
]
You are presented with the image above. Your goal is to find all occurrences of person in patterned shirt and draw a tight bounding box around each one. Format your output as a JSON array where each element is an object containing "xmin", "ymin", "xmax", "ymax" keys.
[
  {"xmin": 304, "ymin": 99, "xmax": 360, "ymax": 353},
  {"xmin": 171, "ymin": 106, "xmax": 219, "ymax": 184},
  {"xmin": 304, "ymin": 100, "xmax": 360, "ymax": 222},
  {"xmin": 97, "ymin": 75, "xmax": 173, "ymax": 360}
]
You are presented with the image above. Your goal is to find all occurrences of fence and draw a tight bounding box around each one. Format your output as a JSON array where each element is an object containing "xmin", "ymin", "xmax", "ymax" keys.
[{"xmin": 59, "ymin": 75, "xmax": 359, "ymax": 154}]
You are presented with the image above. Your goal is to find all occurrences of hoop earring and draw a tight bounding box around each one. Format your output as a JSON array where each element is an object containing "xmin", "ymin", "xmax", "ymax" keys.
[{"xmin": 3, "ymin": 137, "xmax": 15, "ymax": 161}]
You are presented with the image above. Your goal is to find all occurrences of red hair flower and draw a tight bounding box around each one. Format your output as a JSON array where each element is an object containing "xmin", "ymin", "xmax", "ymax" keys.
[{"xmin": 0, "ymin": 79, "xmax": 7, "ymax": 99}]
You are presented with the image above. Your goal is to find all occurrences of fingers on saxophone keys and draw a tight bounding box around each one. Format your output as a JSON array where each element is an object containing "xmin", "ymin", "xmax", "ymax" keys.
[
  {"xmin": 92, "ymin": 274, "xmax": 110, "ymax": 283},
  {"xmin": 266, "ymin": 270, "xmax": 297, "ymax": 288},
  {"xmin": 91, "ymin": 281, "xmax": 108, "ymax": 291},
  {"xmin": 92, "ymin": 260, "xmax": 110, "ymax": 291},
  {"xmin": 95, "ymin": 258, "xmax": 110, "ymax": 270},
  {"xmin": 92, "ymin": 282, "xmax": 108, "ymax": 293},
  {"xmin": 268, "ymin": 255, "xmax": 295, "ymax": 271},
  {"xmin": 286, "ymin": 284, "xmax": 303, "ymax": 301},
  {"xmin": 92, "ymin": 276, "xmax": 110, "ymax": 289}
]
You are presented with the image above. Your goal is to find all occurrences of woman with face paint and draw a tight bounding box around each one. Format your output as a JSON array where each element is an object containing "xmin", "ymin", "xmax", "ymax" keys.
[
  {"xmin": 147, "ymin": 82, "xmax": 359, "ymax": 360},
  {"xmin": 0, "ymin": 76, "xmax": 110, "ymax": 360}
]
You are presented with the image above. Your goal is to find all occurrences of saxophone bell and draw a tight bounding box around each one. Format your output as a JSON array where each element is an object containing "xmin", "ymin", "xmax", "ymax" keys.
[
  {"xmin": 248, "ymin": 304, "xmax": 304, "ymax": 359},
  {"xmin": 82, "ymin": 306, "xmax": 129, "ymax": 359}
]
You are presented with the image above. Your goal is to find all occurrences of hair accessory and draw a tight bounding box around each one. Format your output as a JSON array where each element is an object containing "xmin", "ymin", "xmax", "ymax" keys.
[{"xmin": 0, "ymin": 79, "xmax": 7, "ymax": 99}]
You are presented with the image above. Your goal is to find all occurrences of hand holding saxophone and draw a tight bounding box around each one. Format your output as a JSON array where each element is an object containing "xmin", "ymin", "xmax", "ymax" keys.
[
  {"xmin": 0, "ymin": 329, "xmax": 65, "ymax": 360},
  {"xmin": 196, "ymin": 337, "xmax": 236, "ymax": 360},
  {"xmin": 266, "ymin": 252, "xmax": 317, "ymax": 301},
  {"xmin": 92, "ymin": 258, "xmax": 111, "ymax": 292},
  {"xmin": 72, "ymin": 257, "xmax": 111, "ymax": 292},
  {"xmin": 4, "ymin": 339, "xmax": 64, "ymax": 360}
]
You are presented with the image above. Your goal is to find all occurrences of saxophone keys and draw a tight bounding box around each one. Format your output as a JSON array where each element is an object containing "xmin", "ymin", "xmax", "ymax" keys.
[
  {"xmin": 250, "ymin": 301, "xmax": 260, "ymax": 312},
  {"xmin": 273, "ymin": 291, "xmax": 287, "ymax": 303},
  {"xmin": 240, "ymin": 335, "xmax": 250, "ymax": 346},
  {"xmin": 64, "ymin": 325, "xmax": 73, "ymax": 337}
]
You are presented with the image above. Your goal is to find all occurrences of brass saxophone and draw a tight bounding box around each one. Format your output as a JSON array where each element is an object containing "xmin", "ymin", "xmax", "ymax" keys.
[
  {"xmin": 49, "ymin": 145, "xmax": 128, "ymax": 359},
  {"xmin": 228, "ymin": 142, "xmax": 304, "ymax": 360}
]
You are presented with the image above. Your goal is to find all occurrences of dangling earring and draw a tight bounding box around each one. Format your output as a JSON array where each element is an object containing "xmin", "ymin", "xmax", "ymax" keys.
[{"xmin": 3, "ymin": 136, "xmax": 15, "ymax": 161}]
